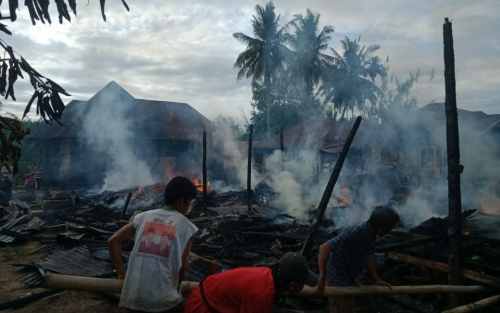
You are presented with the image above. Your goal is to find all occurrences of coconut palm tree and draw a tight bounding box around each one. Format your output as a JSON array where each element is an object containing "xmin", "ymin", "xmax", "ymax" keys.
[
  {"xmin": 233, "ymin": 1, "xmax": 289, "ymax": 138},
  {"xmin": 286, "ymin": 9, "xmax": 334, "ymax": 97},
  {"xmin": 318, "ymin": 36, "xmax": 387, "ymax": 119}
]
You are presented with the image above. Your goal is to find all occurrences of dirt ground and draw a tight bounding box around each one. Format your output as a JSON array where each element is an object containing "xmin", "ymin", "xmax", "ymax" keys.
[{"xmin": 0, "ymin": 241, "xmax": 120, "ymax": 313}]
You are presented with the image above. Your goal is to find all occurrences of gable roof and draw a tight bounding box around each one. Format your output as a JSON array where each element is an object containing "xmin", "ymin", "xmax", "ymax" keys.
[{"xmin": 28, "ymin": 81, "xmax": 214, "ymax": 141}]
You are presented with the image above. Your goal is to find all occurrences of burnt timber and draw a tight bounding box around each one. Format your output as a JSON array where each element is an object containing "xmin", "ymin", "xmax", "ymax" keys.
[{"xmin": 1, "ymin": 186, "xmax": 500, "ymax": 312}]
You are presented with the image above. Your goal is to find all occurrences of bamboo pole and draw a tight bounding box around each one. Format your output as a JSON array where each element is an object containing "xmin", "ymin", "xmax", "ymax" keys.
[
  {"xmin": 442, "ymin": 294, "xmax": 500, "ymax": 313},
  {"xmin": 298, "ymin": 285, "xmax": 486, "ymax": 297},
  {"xmin": 44, "ymin": 273, "xmax": 486, "ymax": 297},
  {"xmin": 380, "ymin": 252, "xmax": 500, "ymax": 287}
]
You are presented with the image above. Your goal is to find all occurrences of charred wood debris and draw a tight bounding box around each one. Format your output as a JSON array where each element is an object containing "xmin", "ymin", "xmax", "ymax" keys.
[{"xmin": 1, "ymin": 184, "xmax": 500, "ymax": 312}]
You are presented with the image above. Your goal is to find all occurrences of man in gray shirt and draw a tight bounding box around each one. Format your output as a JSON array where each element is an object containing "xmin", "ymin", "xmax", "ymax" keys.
[{"xmin": 316, "ymin": 206, "xmax": 400, "ymax": 313}]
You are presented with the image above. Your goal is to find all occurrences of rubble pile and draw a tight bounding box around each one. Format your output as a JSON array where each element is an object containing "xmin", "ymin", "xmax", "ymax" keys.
[{"xmin": 1, "ymin": 184, "xmax": 500, "ymax": 312}]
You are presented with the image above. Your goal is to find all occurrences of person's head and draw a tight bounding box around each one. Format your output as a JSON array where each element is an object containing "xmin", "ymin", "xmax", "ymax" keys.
[
  {"xmin": 160, "ymin": 231, "xmax": 170, "ymax": 244},
  {"xmin": 145, "ymin": 227, "xmax": 156, "ymax": 242},
  {"xmin": 367, "ymin": 206, "xmax": 400, "ymax": 236},
  {"xmin": 164, "ymin": 176, "xmax": 197, "ymax": 213},
  {"xmin": 275, "ymin": 252, "xmax": 318, "ymax": 293}
]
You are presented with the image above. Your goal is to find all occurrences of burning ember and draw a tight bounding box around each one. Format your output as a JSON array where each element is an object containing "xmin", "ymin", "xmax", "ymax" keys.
[{"xmin": 339, "ymin": 184, "xmax": 351, "ymax": 207}]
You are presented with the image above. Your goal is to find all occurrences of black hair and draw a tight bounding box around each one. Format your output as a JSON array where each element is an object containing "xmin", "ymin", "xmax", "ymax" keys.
[
  {"xmin": 368, "ymin": 205, "xmax": 400, "ymax": 230},
  {"xmin": 164, "ymin": 176, "xmax": 197, "ymax": 206}
]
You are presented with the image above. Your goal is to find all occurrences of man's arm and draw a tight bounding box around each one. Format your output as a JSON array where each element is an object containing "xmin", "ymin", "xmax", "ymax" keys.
[
  {"xmin": 367, "ymin": 257, "xmax": 391, "ymax": 288},
  {"xmin": 316, "ymin": 241, "xmax": 332, "ymax": 294},
  {"xmin": 108, "ymin": 223, "xmax": 136, "ymax": 279},
  {"xmin": 178, "ymin": 236, "xmax": 194, "ymax": 283}
]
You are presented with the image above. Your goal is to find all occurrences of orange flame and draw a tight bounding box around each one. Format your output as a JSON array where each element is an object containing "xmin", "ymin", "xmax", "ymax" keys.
[
  {"xmin": 192, "ymin": 177, "xmax": 210, "ymax": 193},
  {"xmin": 134, "ymin": 186, "xmax": 142, "ymax": 198}
]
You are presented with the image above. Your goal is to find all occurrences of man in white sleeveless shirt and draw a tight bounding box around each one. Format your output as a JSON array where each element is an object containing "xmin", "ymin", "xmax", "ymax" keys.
[{"xmin": 108, "ymin": 176, "xmax": 198, "ymax": 312}]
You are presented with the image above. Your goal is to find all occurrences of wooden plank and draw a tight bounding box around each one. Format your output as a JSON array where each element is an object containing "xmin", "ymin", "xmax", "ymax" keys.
[
  {"xmin": 380, "ymin": 252, "xmax": 500, "ymax": 287},
  {"xmin": 442, "ymin": 294, "xmax": 500, "ymax": 313}
]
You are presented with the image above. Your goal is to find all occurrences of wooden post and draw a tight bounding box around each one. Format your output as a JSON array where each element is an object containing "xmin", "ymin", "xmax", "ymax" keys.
[
  {"xmin": 247, "ymin": 124, "xmax": 253, "ymax": 212},
  {"xmin": 280, "ymin": 125, "xmax": 284, "ymax": 171},
  {"xmin": 301, "ymin": 116, "xmax": 362, "ymax": 257},
  {"xmin": 202, "ymin": 130, "xmax": 207, "ymax": 213},
  {"xmin": 443, "ymin": 17, "xmax": 463, "ymax": 308},
  {"xmin": 120, "ymin": 192, "xmax": 132, "ymax": 220},
  {"xmin": 38, "ymin": 145, "xmax": 42, "ymax": 165}
]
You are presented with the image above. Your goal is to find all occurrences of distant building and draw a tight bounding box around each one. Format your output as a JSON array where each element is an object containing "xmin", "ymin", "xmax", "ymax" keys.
[{"xmin": 27, "ymin": 81, "xmax": 216, "ymax": 188}]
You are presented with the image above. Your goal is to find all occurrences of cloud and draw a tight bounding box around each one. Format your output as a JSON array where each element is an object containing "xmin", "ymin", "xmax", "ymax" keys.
[{"xmin": 0, "ymin": 0, "xmax": 497, "ymax": 121}]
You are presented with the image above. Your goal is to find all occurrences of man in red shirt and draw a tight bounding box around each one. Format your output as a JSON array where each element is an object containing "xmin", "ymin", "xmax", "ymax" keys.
[{"xmin": 184, "ymin": 252, "xmax": 318, "ymax": 313}]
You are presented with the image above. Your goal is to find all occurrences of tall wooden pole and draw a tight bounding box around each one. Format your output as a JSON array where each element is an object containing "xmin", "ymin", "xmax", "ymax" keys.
[
  {"xmin": 247, "ymin": 125, "xmax": 253, "ymax": 212},
  {"xmin": 301, "ymin": 117, "xmax": 362, "ymax": 257},
  {"xmin": 280, "ymin": 125, "xmax": 284, "ymax": 171},
  {"xmin": 202, "ymin": 130, "xmax": 207, "ymax": 213},
  {"xmin": 38, "ymin": 145, "xmax": 42, "ymax": 165},
  {"xmin": 443, "ymin": 17, "xmax": 463, "ymax": 308}
]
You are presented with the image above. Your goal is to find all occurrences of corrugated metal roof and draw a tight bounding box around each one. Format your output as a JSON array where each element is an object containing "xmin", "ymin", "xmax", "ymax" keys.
[
  {"xmin": 34, "ymin": 245, "xmax": 113, "ymax": 277},
  {"xmin": 27, "ymin": 81, "xmax": 215, "ymax": 141}
]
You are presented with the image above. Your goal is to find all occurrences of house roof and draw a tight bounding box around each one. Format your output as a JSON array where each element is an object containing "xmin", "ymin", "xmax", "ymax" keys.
[
  {"xmin": 27, "ymin": 81, "xmax": 214, "ymax": 141},
  {"xmin": 381, "ymin": 103, "xmax": 500, "ymax": 147},
  {"xmin": 254, "ymin": 117, "xmax": 376, "ymax": 150}
]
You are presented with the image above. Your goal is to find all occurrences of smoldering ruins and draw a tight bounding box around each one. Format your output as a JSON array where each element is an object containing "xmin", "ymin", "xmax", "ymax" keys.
[{"xmin": 1, "ymin": 78, "xmax": 500, "ymax": 312}]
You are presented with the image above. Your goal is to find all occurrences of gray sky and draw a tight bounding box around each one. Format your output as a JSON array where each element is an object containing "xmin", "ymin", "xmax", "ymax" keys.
[{"xmin": 1, "ymin": 0, "xmax": 499, "ymax": 120}]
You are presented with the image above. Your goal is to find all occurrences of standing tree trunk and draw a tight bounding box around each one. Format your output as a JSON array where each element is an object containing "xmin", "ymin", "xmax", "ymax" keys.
[{"xmin": 265, "ymin": 73, "xmax": 271, "ymax": 139}]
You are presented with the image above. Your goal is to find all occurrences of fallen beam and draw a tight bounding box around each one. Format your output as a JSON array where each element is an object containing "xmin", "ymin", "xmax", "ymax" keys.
[
  {"xmin": 44, "ymin": 273, "xmax": 486, "ymax": 296},
  {"xmin": 441, "ymin": 294, "xmax": 500, "ymax": 313},
  {"xmin": 375, "ymin": 235, "xmax": 442, "ymax": 253},
  {"xmin": 0, "ymin": 289, "xmax": 60, "ymax": 310},
  {"xmin": 380, "ymin": 252, "xmax": 500, "ymax": 287}
]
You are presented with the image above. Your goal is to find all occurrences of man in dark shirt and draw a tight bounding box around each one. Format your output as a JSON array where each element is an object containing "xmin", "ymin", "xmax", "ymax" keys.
[{"xmin": 316, "ymin": 206, "xmax": 400, "ymax": 313}]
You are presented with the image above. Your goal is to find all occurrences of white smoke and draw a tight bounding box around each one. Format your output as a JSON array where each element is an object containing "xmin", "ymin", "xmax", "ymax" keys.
[
  {"xmin": 82, "ymin": 85, "xmax": 155, "ymax": 192},
  {"xmin": 211, "ymin": 123, "xmax": 262, "ymax": 191},
  {"xmin": 264, "ymin": 150, "xmax": 322, "ymax": 219}
]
